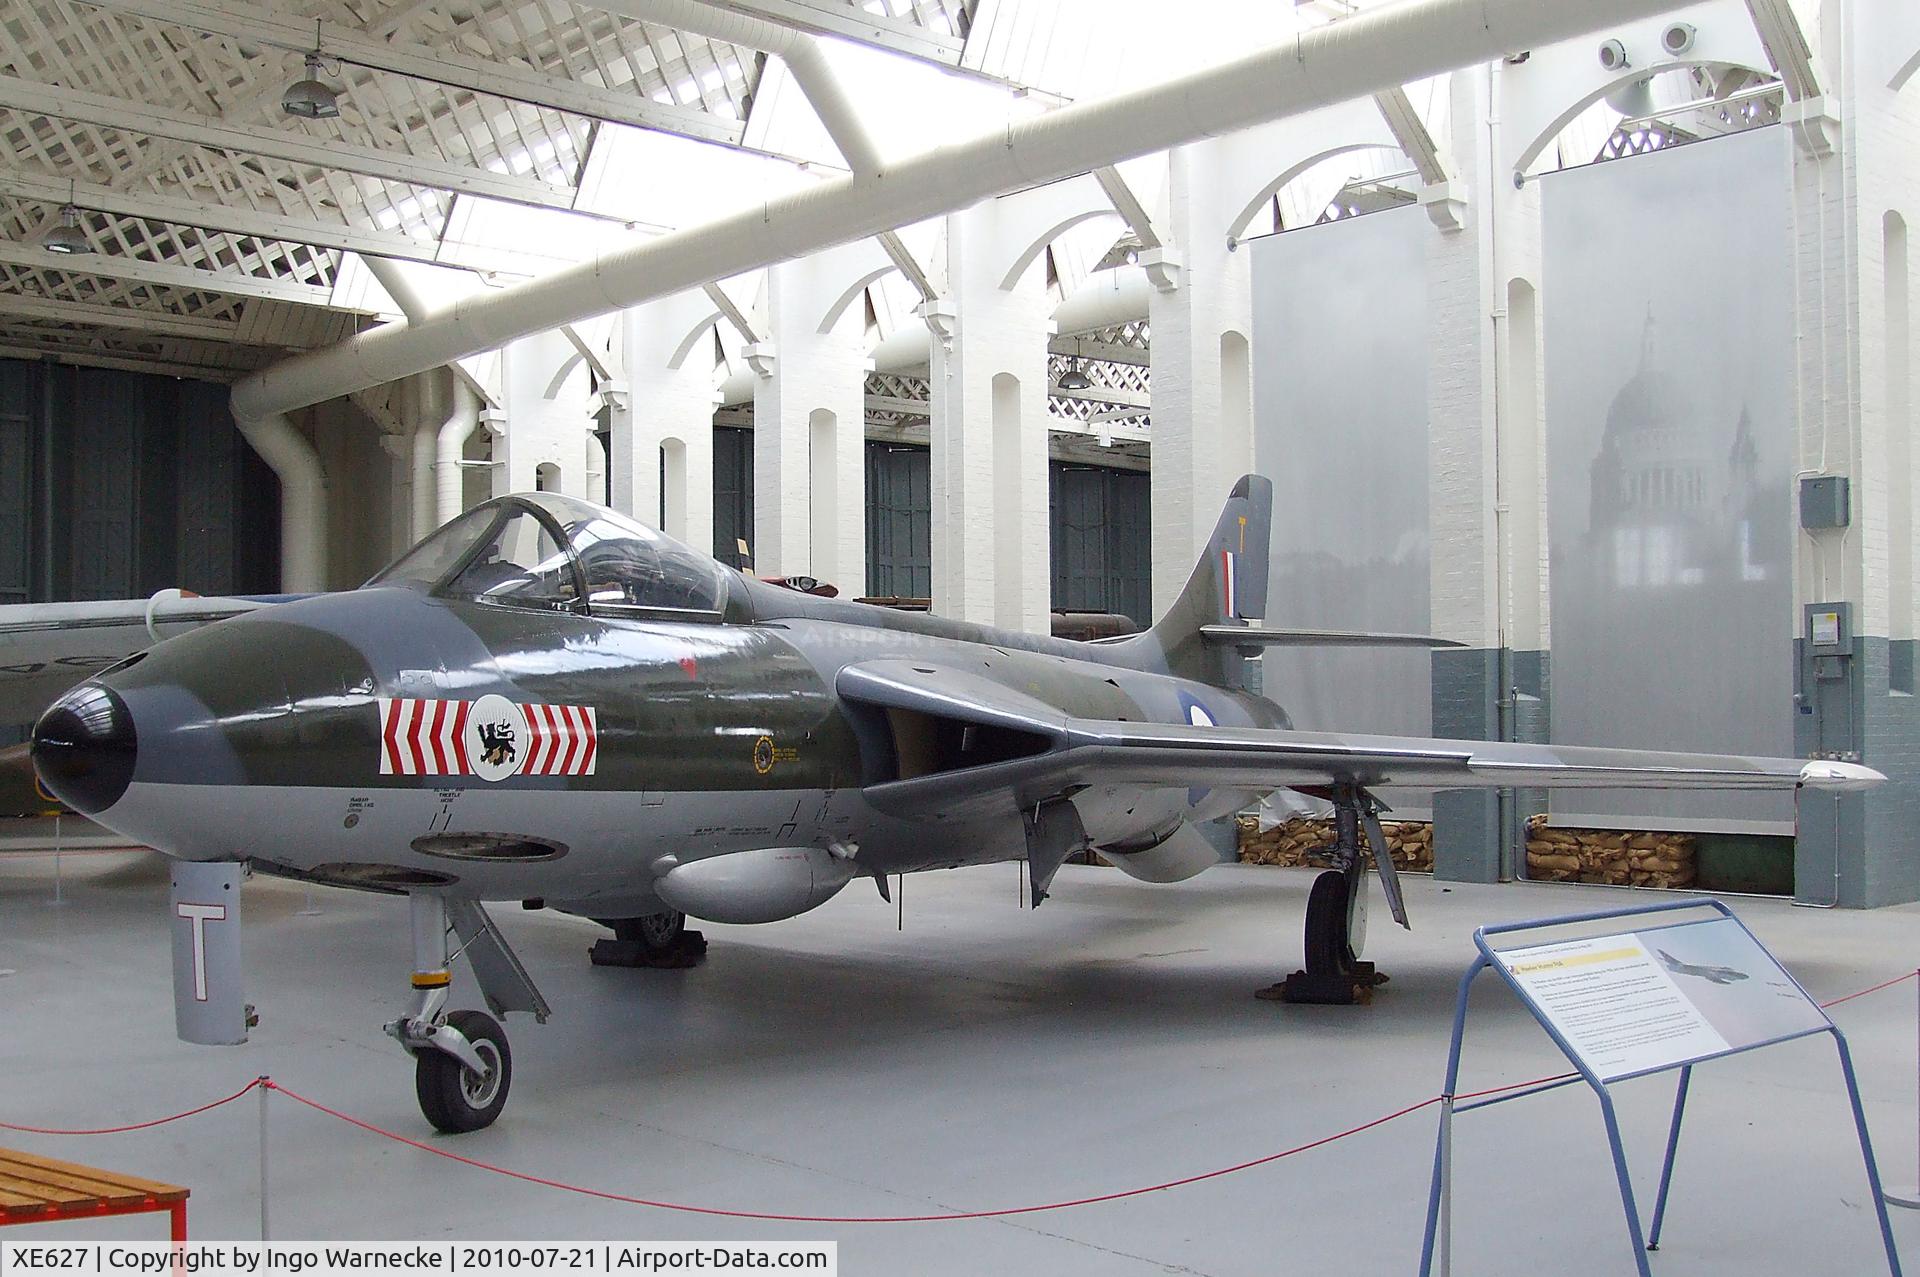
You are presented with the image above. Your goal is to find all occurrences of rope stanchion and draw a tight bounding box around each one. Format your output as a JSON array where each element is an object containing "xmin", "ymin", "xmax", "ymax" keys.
[{"xmin": 0, "ymin": 1079, "xmax": 262, "ymax": 1136}]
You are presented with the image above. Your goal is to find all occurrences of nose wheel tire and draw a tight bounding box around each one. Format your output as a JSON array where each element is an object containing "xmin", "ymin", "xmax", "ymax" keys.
[{"xmin": 415, "ymin": 1009, "xmax": 511, "ymax": 1133}]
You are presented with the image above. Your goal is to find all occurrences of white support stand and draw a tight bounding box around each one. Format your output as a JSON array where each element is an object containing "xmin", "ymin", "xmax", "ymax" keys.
[{"xmin": 47, "ymin": 813, "xmax": 68, "ymax": 908}]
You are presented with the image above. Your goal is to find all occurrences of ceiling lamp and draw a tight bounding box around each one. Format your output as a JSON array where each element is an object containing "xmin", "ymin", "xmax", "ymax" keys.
[
  {"xmin": 283, "ymin": 26, "xmax": 340, "ymax": 120},
  {"xmin": 1057, "ymin": 338, "xmax": 1093, "ymax": 391},
  {"xmin": 42, "ymin": 181, "xmax": 91, "ymax": 255},
  {"xmin": 283, "ymin": 54, "xmax": 341, "ymax": 119}
]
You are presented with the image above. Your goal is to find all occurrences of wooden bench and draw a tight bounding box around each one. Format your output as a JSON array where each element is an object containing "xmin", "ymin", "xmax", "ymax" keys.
[{"xmin": 0, "ymin": 1148, "xmax": 187, "ymax": 1241}]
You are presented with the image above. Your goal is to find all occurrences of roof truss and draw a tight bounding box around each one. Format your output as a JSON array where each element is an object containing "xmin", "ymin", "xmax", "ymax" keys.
[
  {"xmin": 85, "ymin": 0, "xmax": 747, "ymax": 144},
  {"xmin": 0, "ymin": 73, "xmax": 580, "ymax": 209}
]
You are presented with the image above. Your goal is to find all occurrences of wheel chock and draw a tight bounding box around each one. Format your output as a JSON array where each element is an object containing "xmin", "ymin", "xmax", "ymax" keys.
[{"xmin": 589, "ymin": 929, "xmax": 710, "ymax": 969}]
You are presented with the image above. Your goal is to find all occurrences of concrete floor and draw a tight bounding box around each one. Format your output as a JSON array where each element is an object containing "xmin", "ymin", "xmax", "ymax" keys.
[{"xmin": 4, "ymin": 847, "xmax": 1919, "ymax": 1275}]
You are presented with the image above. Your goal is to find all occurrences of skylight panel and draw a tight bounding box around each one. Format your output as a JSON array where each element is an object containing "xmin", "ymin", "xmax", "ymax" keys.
[{"xmin": 575, "ymin": 123, "xmax": 827, "ymax": 228}]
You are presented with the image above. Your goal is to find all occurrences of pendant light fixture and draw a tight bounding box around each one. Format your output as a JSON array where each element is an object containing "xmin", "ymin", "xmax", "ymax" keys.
[
  {"xmin": 1057, "ymin": 337, "xmax": 1093, "ymax": 391},
  {"xmin": 283, "ymin": 21, "xmax": 342, "ymax": 120},
  {"xmin": 41, "ymin": 179, "xmax": 91, "ymax": 255}
]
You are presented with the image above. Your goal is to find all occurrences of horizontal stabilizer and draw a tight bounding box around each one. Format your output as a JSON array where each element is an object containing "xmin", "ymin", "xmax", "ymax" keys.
[{"xmin": 1199, "ymin": 625, "xmax": 1464, "ymax": 649}]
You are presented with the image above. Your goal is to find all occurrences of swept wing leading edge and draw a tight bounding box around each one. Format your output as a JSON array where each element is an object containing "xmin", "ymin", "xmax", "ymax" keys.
[{"xmin": 839, "ymin": 659, "xmax": 1880, "ymax": 819}]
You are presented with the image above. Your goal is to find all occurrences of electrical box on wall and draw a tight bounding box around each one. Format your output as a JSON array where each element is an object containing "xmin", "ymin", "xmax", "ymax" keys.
[
  {"xmin": 1800, "ymin": 475, "xmax": 1850, "ymax": 529},
  {"xmin": 1807, "ymin": 602, "xmax": 1852, "ymax": 656},
  {"xmin": 1801, "ymin": 602, "xmax": 1860, "ymax": 764}
]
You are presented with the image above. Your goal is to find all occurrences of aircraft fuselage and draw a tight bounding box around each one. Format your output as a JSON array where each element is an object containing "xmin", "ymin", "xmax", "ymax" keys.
[{"xmin": 73, "ymin": 583, "xmax": 1283, "ymax": 917}]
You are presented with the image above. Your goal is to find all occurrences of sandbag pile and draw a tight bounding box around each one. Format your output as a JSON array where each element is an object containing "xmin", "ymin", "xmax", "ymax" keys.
[
  {"xmin": 1523, "ymin": 816, "xmax": 1696, "ymax": 887},
  {"xmin": 1235, "ymin": 815, "xmax": 1434, "ymax": 873}
]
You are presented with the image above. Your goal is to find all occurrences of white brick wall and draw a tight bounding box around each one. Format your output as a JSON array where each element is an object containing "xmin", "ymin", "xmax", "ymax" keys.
[{"xmin": 618, "ymin": 289, "xmax": 724, "ymax": 554}]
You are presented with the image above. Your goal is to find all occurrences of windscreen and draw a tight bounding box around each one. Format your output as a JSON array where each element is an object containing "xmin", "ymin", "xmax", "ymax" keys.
[
  {"xmin": 533, "ymin": 495, "xmax": 730, "ymax": 614},
  {"xmin": 442, "ymin": 508, "xmax": 577, "ymax": 610},
  {"xmin": 369, "ymin": 494, "xmax": 728, "ymax": 616},
  {"xmin": 365, "ymin": 505, "xmax": 499, "ymax": 591}
]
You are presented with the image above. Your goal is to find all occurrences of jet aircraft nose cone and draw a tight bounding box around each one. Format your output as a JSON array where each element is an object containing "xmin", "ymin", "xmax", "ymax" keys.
[{"xmin": 32, "ymin": 683, "xmax": 137, "ymax": 815}]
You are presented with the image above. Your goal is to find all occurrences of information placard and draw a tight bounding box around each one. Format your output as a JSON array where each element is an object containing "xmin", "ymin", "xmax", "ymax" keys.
[{"xmin": 1490, "ymin": 917, "xmax": 1829, "ymax": 1081}]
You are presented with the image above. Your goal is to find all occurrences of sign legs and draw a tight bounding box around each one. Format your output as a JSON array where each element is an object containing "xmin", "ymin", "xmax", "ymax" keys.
[{"xmin": 1645, "ymin": 1064, "xmax": 1691, "ymax": 1251}]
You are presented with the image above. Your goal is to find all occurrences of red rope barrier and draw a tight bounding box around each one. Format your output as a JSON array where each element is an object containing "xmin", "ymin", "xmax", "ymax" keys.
[
  {"xmin": 263, "ymin": 1079, "xmax": 1438, "ymax": 1223},
  {"xmin": 1455, "ymin": 1070, "xmax": 1579, "ymax": 1100},
  {"xmin": 0, "ymin": 967, "xmax": 1910, "ymax": 1225},
  {"xmin": 1820, "ymin": 969, "xmax": 1917, "ymax": 1010},
  {"xmin": 0, "ymin": 1078, "xmax": 261, "ymax": 1136}
]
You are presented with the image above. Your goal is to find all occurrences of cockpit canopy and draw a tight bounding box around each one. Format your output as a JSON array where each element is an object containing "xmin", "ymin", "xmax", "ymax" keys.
[{"xmin": 369, "ymin": 494, "xmax": 732, "ymax": 618}]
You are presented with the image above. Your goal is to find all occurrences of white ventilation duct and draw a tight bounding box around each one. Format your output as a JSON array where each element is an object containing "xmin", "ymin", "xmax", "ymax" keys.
[
  {"xmin": 362, "ymin": 255, "xmax": 489, "ymax": 540},
  {"xmin": 232, "ymin": 0, "xmax": 1678, "ymax": 462},
  {"xmin": 362, "ymin": 254, "xmax": 431, "ymax": 325},
  {"xmin": 435, "ymin": 379, "xmax": 481, "ymax": 526},
  {"xmin": 409, "ymin": 370, "xmax": 446, "ymax": 540},
  {"xmin": 231, "ymin": 412, "xmax": 327, "ymax": 592},
  {"xmin": 593, "ymin": 1, "xmax": 882, "ymax": 174}
]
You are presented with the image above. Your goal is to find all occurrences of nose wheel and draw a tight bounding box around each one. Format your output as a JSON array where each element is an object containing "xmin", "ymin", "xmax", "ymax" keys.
[
  {"xmin": 387, "ymin": 893, "xmax": 545, "ymax": 1133},
  {"xmin": 414, "ymin": 1009, "xmax": 512, "ymax": 1133}
]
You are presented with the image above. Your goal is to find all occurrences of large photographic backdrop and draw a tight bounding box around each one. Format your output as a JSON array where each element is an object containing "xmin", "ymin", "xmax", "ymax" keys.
[
  {"xmin": 1542, "ymin": 127, "xmax": 1796, "ymax": 828},
  {"xmin": 1251, "ymin": 205, "xmax": 1432, "ymax": 766}
]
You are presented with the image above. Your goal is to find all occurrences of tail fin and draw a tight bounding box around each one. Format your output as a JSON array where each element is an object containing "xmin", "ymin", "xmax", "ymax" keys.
[{"xmin": 1142, "ymin": 474, "xmax": 1271, "ymax": 688}]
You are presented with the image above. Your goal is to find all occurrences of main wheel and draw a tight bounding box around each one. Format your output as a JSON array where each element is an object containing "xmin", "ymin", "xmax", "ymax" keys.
[
  {"xmin": 610, "ymin": 910, "xmax": 686, "ymax": 954},
  {"xmin": 415, "ymin": 1009, "xmax": 511, "ymax": 1134},
  {"xmin": 1302, "ymin": 869, "xmax": 1363, "ymax": 975}
]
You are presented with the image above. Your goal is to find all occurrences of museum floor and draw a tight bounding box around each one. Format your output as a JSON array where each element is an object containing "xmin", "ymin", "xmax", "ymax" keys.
[{"xmin": 4, "ymin": 847, "xmax": 1917, "ymax": 1275}]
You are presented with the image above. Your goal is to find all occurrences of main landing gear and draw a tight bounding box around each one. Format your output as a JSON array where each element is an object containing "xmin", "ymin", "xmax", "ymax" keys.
[
  {"xmin": 588, "ymin": 909, "xmax": 708, "ymax": 968},
  {"xmin": 1259, "ymin": 782, "xmax": 1410, "ymax": 1006},
  {"xmin": 386, "ymin": 893, "xmax": 550, "ymax": 1133}
]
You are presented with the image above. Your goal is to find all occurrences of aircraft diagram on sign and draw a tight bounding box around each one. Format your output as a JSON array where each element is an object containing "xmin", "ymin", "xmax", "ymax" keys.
[
  {"xmin": 1657, "ymin": 948, "xmax": 1750, "ymax": 986},
  {"xmin": 19, "ymin": 476, "xmax": 1879, "ymax": 1131}
]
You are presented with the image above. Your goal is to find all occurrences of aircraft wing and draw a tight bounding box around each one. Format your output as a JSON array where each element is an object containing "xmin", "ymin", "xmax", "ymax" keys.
[
  {"xmin": 0, "ymin": 592, "xmax": 275, "ymax": 726},
  {"xmin": 838, "ymin": 660, "xmax": 1879, "ymax": 820}
]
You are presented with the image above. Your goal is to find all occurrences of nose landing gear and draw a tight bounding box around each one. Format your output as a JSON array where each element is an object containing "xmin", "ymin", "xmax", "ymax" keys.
[{"xmin": 385, "ymin": 893, "xmax": 546, "ymax": 1133}]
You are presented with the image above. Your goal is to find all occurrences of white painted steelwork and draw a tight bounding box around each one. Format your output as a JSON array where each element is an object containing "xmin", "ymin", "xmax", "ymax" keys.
[{"xmin": 232, "ymin": 0, "xmax": 1681, "ymax": 425}]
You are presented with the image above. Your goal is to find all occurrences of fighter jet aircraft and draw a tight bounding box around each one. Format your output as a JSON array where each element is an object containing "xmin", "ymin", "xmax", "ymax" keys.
[
  {"xmin": 1656, "ymin": 948, "xmax": 1749, "ymax": 986},
  {"xmin": 27, "ymin": 476, "xmax": 1879, "ymax": 1131}
]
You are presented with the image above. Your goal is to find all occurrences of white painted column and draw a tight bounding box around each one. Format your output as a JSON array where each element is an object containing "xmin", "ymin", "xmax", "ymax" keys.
[
  {"xmin": 1426, "ymin": 63, "xmax": 1504, "ymax": 655},
  {"xmin": 753, "ymin": 247, "xmax": 870, "ymax": 585},
  {"xmin": 1821, "ymin": 0, "xmax": 1920, "ymax": 644},
  {"xmin": 1148, "ymin": 143, "xmax": 1254, "ymax": 617},
  {"xmin": 494, "ymin": 330, "xmax": 594, "ymax": 498},
  {"xmin": 617, "ymin": 292, "xmax": 723, "ymax": 551},
  {"xmin": 929, "ymin": 202, "xmax": 1054, "ymax": 631}
]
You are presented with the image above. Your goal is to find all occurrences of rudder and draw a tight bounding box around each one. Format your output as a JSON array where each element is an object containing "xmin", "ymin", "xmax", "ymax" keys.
[{"xmin": 1141, "ymin": 474, "xmax": 1271, "ymax": 688}]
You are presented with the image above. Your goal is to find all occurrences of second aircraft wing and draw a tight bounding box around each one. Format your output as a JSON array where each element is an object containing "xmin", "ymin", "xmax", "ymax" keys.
[{"xmin": 838, "ymin": 659, "xmax": 1879, "ymax": 819}]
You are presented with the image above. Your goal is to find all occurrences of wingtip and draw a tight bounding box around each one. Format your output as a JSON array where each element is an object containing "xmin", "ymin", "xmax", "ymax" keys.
[{"xmin": 1798, "ymin": 760, "xmax": 1885, "ymax": 791}]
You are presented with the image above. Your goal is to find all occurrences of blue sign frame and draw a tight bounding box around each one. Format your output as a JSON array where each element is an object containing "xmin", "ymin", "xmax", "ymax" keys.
[{"xmin": 1416, "ymin": 898, "xmax": 1902, "ymax": 1277}]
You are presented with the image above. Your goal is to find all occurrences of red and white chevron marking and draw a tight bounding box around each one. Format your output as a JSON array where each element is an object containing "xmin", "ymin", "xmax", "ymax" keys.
[
  {"xmin": 378, "ymin": 697, "xmax": 471, "ymax": 776},
  {"xmin": 378, "ymin": 698, "xmax": 597, "ymax": 778},
  {"xmin": 520, "ymin": 702, "xmax": 598, "ymax": 776}
]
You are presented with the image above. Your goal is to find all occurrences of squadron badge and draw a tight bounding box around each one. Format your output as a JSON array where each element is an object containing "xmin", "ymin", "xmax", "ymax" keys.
[{"xmin": 379, "ymin": 694, "xmax": 598, "ymax": 781}]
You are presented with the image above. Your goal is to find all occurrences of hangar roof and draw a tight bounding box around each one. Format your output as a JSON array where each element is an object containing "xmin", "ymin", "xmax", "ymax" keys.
[
  {"xmin": 0, "ymin": 1, "xmax": 1413, "ymax": 383},
  {"xmin": 0, "ymin": 1, "xmax": 1781, "ymax": 394}
]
